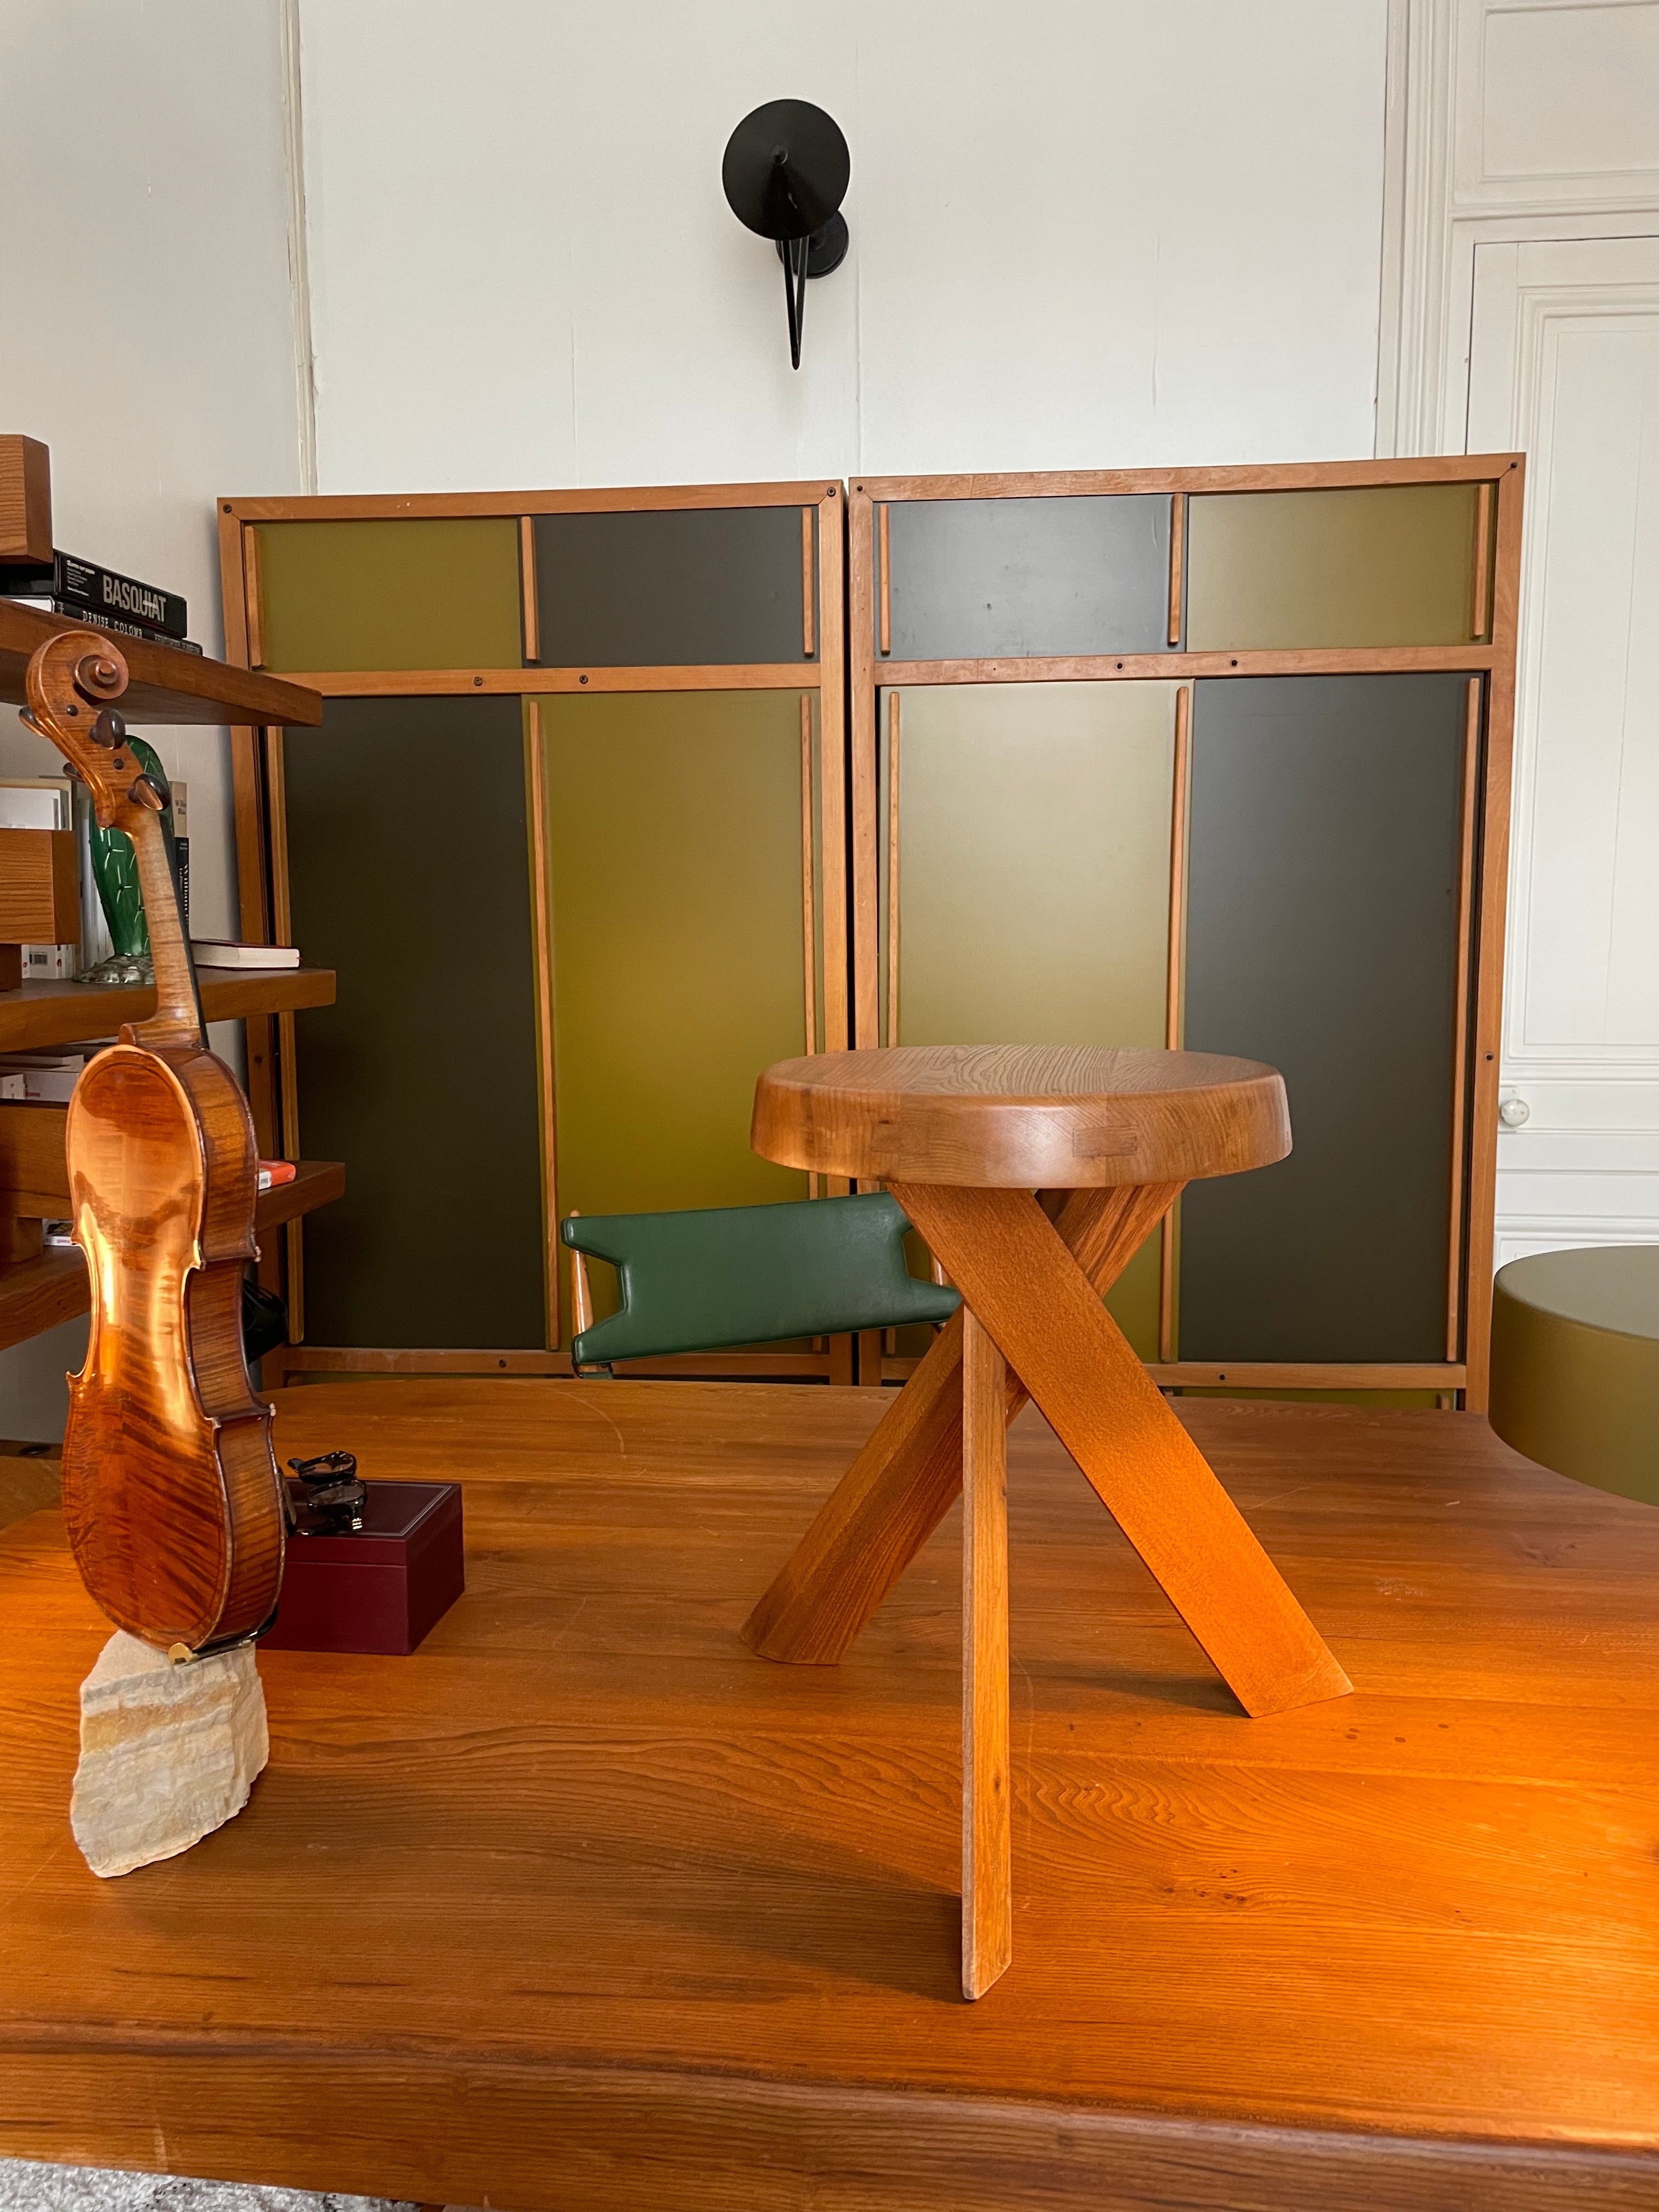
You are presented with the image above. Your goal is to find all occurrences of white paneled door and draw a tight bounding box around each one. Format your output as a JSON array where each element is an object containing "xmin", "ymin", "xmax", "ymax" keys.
[{"xmin": 1468, "ymin": 236, "xmax": 1659, "ymax": 1261}]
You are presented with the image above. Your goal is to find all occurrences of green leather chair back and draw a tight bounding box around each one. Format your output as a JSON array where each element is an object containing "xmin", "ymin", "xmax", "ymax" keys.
[{"xmin": 560, "ymin": 1193, "xmax": 960, "ymax": 1370}]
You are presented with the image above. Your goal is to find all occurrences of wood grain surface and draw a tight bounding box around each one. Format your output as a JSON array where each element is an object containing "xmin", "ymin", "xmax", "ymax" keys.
[
  {"xmin": 0, "ymin": 966, "xmax": 336, "ymax": 1057},
  {"xmin": 2, "ymin": 1379, "xmax": 1657, "ymax": 2209},
  {"xmin": 751, "ymin": 1045, "xmax": 1290, "ymax": 1188},
  {"xmin": 222, "ymin": 481, "xmax": 840, "ymax": 521},
  {"xmin": 743, "ymin": 1182, "xmax": 1177, "ymax": 1663},
  {"xmin": 0, "ymin": 599, "xmax": 320, "ymax": 727},
  {"xmin": 895, "ymin": 1183, "xmax": 1351, "ymax": 1718},
  {"xmin": 0, "ymin": 1164, "xmax": 343, "ymax": 1357},
  {"xmin": 961, "ymin": 1306, "xmax": 1011, "ymax": 1997}
]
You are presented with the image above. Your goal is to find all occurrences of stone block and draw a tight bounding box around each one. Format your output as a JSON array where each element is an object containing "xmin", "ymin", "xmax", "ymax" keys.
[{"xmin": 71, "ymin": 1632, "xmax": 268, "ymax": 1879}]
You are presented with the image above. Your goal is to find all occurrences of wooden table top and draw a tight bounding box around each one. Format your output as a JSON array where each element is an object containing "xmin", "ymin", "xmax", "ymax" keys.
[
  {"xmin": 751, "ymin": 1043, "xmax": 1291, "ymax": 1186},
  {"xmin": 3, "ymin": 1381, "xmax": 1657, "ymax": 2210}
]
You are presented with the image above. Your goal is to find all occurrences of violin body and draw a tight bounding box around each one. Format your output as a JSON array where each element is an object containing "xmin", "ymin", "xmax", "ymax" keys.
[
  {"xmin": 64, "ymin": 1042, "xmax": 284, "ymax": 1650},
  {"xmin": 24, "ymin": 632, "xmax": 286, "ymax": 1654}
]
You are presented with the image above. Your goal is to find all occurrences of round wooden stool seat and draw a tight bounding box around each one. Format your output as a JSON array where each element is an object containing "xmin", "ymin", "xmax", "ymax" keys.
[
  {"xmin": 751, "ymin": 1044, "xmax": 1290, "ymax": 1189},
  {"xmin": 1489, "ymin": 1246, "xmax": 1659, "ymax": 1507}
]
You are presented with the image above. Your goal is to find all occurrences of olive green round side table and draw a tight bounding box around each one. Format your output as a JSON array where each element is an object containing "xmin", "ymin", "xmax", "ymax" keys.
[{"xmin": 1488, "ymin": 1247, "xmax": 1659, "ymax": 1508}]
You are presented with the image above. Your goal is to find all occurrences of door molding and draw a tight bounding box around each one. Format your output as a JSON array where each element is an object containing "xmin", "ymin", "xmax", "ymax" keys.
[{"xmin": 1378, "ymin": 0, "xmax": 1659, "ymax": 457}]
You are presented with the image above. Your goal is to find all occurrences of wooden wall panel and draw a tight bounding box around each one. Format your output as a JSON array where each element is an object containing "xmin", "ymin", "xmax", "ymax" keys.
[
  {"xmin": 879, "ymin": 496, "xmax": 1171, "ymax": 661},
  {"xmin": 1185, "ymin": 484, "xmax": 1485, "ymax": 650},
  {"xmin": 533, "ymin": 507, "xmax": 811, "ymax": 667},
  {"xmin": 1178, "ymin": 674, "xmax": 1469, "ymax": 1362},
  {"xmin": 536, "ymin": 690, "xmax": 814, "ymax": 1337},
  {"xmin": 884, "ymin": 681, "xmax": 1179, "ymax": 1356},
  {"xmin": 255, "ymin": 519, "xmax": 523, "ymax": 672},
  {"xmin": 282, "ymin": 696, "xmax": 545, "ymax": 1347}
]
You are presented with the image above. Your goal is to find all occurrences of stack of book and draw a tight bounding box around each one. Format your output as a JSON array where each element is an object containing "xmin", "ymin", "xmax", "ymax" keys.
[{"xmin": 0, "ymin": 549, "xmax": 201, "ymax": 656}]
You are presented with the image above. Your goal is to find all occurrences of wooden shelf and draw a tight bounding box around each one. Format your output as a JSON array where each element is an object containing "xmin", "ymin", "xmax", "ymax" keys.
[
  {"xmin": 255, "ymin": 1158, "xmax": 345, "ymax": 1231},
  {"xmin": 0, "ymin": 1246, "xmax": 85, "ymax": 1352},
  {"xmin": 0, "ymin": 1159, "xmax": 345, "ymax": 1353},
  {"xmin": 0, "ymin": 965, "xmax": 335, "ymax": 1053},
  {"xmin": 0, "ymin": 600, "xmax": 321, "ymax": 727}
]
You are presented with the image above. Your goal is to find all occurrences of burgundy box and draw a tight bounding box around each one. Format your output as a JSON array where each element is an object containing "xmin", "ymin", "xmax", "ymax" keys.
[{"xmin": 261, "ymin": 1481, "xmax": 464, "ymax": 1655}]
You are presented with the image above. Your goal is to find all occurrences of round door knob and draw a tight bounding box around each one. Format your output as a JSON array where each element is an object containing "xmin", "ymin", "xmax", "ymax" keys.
[{"xmin": 1499, "ymin": 1095, "xmax": 1531, "ymax": 1128}]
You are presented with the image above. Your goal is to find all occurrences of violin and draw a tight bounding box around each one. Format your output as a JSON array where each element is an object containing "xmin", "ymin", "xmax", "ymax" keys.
[{"xmin": 23, "ymin": 633, "xmax": 285, "ymax": 1654}]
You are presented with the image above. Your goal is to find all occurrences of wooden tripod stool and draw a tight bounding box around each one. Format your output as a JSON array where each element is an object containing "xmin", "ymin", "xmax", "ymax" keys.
[{"xmin": 743, "ymin": 1045, "xmax": 1353, "ymax": 1999}]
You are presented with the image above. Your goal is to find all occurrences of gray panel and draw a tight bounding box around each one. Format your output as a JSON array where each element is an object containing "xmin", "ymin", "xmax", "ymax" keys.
[
  {"xmin": 534, "ymin": 506, "xmax": 810, "ymax": 667},
  {"xmin": 283, "ymin": 696, "xmax": 545, "ymax": 1348},
  {"xmin": 883, "ymin": 495, "xmax": 1170, "ymax": 660},
  {"xmin": 1180, "ymin": 674, "xmax": 1469, "ymax": 1362}
]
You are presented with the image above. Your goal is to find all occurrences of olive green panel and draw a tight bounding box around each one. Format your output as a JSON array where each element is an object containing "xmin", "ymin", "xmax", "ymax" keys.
[
  {"xmin": 283, "ymin": 696, "xmax": 545, "ymax": 1349},
  {"xmin": 538, "ymin": 690, "xmax": 812, "ymax": 1334},
  {"xmin": 888, "ymin": 680, "xmax": 1178, "ymax": 1358},
  {"xmin": 256, "ymin": 519, "xmax": 523, "ymax": 672},
  {"xmin": 1489, "ymin": 1248, "xmax": 1659, "ymax": 1505},
  {"xmin": 1185, "ymin": 484, "xmax": 1483, "ymax": 650}
]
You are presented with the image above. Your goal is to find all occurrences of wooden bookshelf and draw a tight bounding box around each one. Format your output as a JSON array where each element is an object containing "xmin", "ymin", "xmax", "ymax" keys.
[
  {"xmin": 0, "ymin": 964, "xmax": 336, "ymax": 1053},
  {"xmin": 0, "ymin": 600, "xmax": 321, "ymax": 727},
  {"xmin": 0, "ymin": 1160, "xmax": 346, "ymax": 1355},
  {"xmin": 0, "ymin": 622, "xmax": 330, "ymax": 1357}
]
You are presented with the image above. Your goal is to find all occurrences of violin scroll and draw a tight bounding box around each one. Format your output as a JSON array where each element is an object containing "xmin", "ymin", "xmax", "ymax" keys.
[
  {"xmin": 25, "ymin": 629, "xmax": 202, "ymax": 1051},
  {"xmin": 21, "ymin": 633, "xmax": 152, "ymax": 834}
]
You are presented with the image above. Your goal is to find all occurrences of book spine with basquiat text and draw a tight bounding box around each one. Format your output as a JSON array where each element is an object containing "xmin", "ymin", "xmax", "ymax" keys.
[{"xmin": 0, "ymin": 551, "xmax": 187, "ymax": 638}]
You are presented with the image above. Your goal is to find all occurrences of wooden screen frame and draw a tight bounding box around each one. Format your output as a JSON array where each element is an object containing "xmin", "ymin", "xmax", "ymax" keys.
[
  {"xmin": 850, "ymin": 457, "xmax": 1523, "ymax": 1410},
  {"xmin": 218, "ymin": 482, "xmax": 849, "ymax": 1384}
]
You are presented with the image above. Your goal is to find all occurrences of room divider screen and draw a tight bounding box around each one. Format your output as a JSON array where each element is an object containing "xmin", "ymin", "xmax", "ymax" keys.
[
  {"xmin": 219, "ymin": 456, "xmax": 1519, "ymax": 1407},
  {"xmin": 216, "ymin": 481, "xmax": 848, "ymax": 1380},
  {"xmin": 853, "ymin": 459, "xmax": 1521, "ymax": 1408}
]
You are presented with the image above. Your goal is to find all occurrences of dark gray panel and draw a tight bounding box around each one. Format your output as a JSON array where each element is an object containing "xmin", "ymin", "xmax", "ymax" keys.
[
  {"xmin": 283, "ymin": 696, "xmax": 545, "ymax": 1348},
  {"xmin": 533, "ymin": 506, "xmax": 810, "ymax": 667},
  {"xmin": 883, "ymin": 495, "xmax": 1170, "ymax": 660},
  {"xmin": 1180, "ymin": 674, "xmax": 1469, "ymax": 1362}
]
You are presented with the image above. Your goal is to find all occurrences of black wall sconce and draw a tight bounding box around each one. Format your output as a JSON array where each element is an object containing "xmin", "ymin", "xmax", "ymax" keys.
[{"xmin": 723, "ymin": 100, "xmax": 850, "ymax": 370}]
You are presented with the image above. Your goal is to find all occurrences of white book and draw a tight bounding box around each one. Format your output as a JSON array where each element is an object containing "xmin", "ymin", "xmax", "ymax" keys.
[
  {"xmin": 0, "ymin": 1066, "xmax": 78, "ymax": 1102},
  {"xmin": 0, "ymin": 778, "xmax": 72, "ymax": 832},
  {"xmin": 190, "ymin": 941, "xmax": 302, "ymax": 970}
]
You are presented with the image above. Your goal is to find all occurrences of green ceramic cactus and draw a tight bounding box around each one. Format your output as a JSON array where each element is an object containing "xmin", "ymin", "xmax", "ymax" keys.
[{"xmin": 88, "ymin": 735, "xmax": 178, "ymax": 958}]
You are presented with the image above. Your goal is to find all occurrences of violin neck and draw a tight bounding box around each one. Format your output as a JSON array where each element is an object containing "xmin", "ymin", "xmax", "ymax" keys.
[{"xmin": 128, "ymin": 806, "xmax": 205, "ymax": 1051}]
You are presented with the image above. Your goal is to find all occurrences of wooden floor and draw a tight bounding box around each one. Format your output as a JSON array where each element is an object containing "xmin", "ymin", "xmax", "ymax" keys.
[{"xmin": 2, "ymin": 1380, "xmax": 1657, "ymax": 2210}]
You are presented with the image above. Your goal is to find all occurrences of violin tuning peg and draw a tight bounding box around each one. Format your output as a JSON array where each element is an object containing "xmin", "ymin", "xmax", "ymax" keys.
[
  {"xmin": 128, "ymin": 773, "xmax": 168, "ymax": 812},
  {"xmin": 92, "ymin": 708, "xmax": 127, "ymax": 748}
]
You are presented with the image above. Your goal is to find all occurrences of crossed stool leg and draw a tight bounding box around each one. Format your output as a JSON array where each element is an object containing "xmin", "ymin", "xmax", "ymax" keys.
[{"xmin": 743, "ymin": 1181, "xmax": 1352, "ymax": 1999}]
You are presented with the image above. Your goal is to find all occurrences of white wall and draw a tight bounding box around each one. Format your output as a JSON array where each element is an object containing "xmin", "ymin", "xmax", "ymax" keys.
[
  {"xmin": 1382, "ymin": 0, "xmax": 1659, "ymax": 1267},
  {"xmin": 0, "ymin": 0, "xmax": 305, "ymax": 1438},
  {"xmin": 0, "ymin": 0, "xmax": 1396, "ymax": 1437},
  {"xmin": 298, "ymin": 0, "xmax": 1391, "ymax": 492}
]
